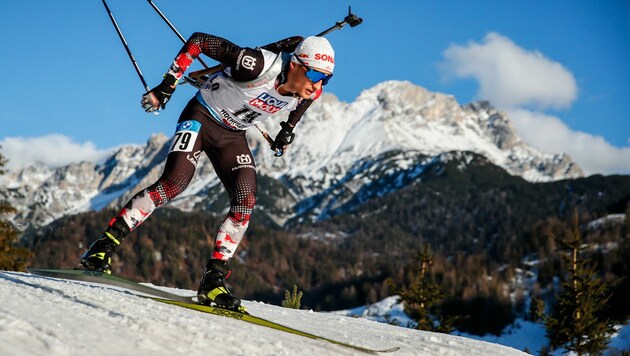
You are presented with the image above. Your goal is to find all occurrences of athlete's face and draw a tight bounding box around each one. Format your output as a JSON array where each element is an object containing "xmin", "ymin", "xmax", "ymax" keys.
[{"xmin": 284, "ymin": 62, "xmax": 331, "ymax": 99}]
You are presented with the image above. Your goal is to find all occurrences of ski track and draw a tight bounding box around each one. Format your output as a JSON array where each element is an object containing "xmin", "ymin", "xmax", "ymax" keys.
[{"xmin": 0, "ymin": 271, "xmax": 528, "ymax": 356}]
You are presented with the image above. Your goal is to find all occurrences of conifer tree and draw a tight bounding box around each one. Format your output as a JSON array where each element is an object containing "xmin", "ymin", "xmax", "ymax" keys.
[
  {"xmin": 281, "ymin": 285, "xmax": 303, "ymax": 309},
  {"xmin": 389, "ymin": 244, "xmax": 456, "ymax": 333},
  {"xmin": 533, "ymin": 210, "xmax": 617, "ymax": 355},
  {"xmin": 0, "ymin": 148, "xmax": 31, "ymax": 271}
]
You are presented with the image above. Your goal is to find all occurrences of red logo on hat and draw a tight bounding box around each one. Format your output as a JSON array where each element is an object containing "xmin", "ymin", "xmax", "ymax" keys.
[{"xmin": 314, "ymin": 53, "xmax": 334, "ymax": 64}]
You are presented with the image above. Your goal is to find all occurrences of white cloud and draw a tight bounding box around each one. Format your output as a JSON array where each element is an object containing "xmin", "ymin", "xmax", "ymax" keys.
[
  {"xmin": 0, "ymin": 134, "xmax": 114, "ymax": 170},
  {"xmin": 442, "ymin": 32, "xmax": 577, "ymax": 110},
  {"xmin": 440, "ymin": 32, "xmax": 630, "ymax": 175},
  {"xmin": 509, "ymin": 109, "xmax": 630, "ymax": 175}
]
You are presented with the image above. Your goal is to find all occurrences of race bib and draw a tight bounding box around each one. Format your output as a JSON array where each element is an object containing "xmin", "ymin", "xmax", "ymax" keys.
[{"xmin": 170, "ymin": 120, "xmax": 201, "ymax": 153}]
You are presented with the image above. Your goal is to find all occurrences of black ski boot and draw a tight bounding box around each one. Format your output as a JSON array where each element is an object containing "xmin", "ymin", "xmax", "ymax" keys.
[
  {"xmin": 197, "ymin": 259, "xmax": 244, "ymax": 311},
  {"xmin": 80, "ymin": 217, "xmax": 130, "ymax": 274}
]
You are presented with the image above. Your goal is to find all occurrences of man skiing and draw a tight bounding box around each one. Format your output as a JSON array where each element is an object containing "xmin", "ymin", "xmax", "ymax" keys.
[{"xmin": 80, "ymin": 33, "xmax": 335, "ymax": 311}]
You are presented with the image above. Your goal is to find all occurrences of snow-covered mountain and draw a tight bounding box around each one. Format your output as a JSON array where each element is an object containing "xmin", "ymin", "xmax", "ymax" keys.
[
  {"xmin": 0, "ymin": 270, "xmax": 529, "ymax": 355},
  {"xmin": 0, "ymin": 81, "xmax": 583, "ymax": 228}
]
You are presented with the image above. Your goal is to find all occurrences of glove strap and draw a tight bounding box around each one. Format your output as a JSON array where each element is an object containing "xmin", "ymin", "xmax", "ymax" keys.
[{"xmin": 163, "ymin": 72, "xmax": 179, "ymax": 87}]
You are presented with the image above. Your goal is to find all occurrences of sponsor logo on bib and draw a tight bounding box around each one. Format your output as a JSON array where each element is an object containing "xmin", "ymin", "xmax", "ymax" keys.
[{"xmin": 249, "ymin": 93, "xmax": 288, "ymax": 114}]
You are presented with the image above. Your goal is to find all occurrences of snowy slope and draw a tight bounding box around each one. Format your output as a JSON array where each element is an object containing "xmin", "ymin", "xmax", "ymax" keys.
[{"xmin": 0, "ymin": 270, "xmax": 528, "ymax": 356}]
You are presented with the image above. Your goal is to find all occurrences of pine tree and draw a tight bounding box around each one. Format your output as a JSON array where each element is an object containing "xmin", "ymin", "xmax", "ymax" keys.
[
  {"xmin": 389, "ymin": 244, "xmax": 457, "ymax": 333},
  {"xmin": 281, "ymin": 285, "xmax": 303, "ymax": 309},
  {"xmin": 534, "ymin": 209, "xmax": 616, "ymax": 355},
  {"xmin": 0, "ymin": 148, "xmax": 31, "ymax": 271}
]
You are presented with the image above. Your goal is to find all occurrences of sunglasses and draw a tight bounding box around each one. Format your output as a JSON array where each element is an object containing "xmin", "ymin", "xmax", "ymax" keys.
[{"xmin": 293, "ymin": 54, "xmax": 333, "ymax": 85}]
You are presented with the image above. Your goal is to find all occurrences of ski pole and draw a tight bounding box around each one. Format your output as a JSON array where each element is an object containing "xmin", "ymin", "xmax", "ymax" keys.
[
  {"xmin": 316, "ymin": 6, "xmax": 363, "ymax": 37},
  {"xmin": 254, "ymin": 124, "xmax": 283, "ymax": 157},
  {"xmin": 146, "ymin": 0, "xmax": 210, "ymax": 70},
  {"xmin": 101, "ymin": 0, "xmax": 151, "ymax": 92},
  {"xmin": 101, "ymin": 0, "xmax": 162, "ymax": 115},
  {"xmin": 146, "ymin": 0, "xmax": 224, "ymax": 88}
]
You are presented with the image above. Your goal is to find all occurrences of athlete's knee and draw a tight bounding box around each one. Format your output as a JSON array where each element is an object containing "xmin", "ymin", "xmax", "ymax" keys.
[
  {"xmin": 228, "ymin": 191, "xmax": 256, "ymax": 223},
  {"xmin": 242, "ymin": 191, "xmax": 256, "ymax": 209},
  {"xmin": 232, "ymin": 190, "xmax": 256, "ymax": 211},
  {"xmin": 147, "ymin": 175, "xmax": 191, "ymax": 206}
]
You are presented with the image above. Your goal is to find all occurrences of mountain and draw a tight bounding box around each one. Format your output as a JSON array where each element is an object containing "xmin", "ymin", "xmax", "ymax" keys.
[
  {"xmin": 0, "ymin": 80, "xmax": 584, "ymax": 229},
  {"xmin": 0, "ymin": 270, "xmax": 529, "ymax": 355}
]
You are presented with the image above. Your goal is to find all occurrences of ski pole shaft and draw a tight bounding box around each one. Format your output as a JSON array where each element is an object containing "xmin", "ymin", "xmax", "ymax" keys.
[
  {"xmin": 254, "ymin": 124, "xmax": 275, "ymax": 146},
  {"xmin": 254, "ymin": 124, "xmax": 283, "ymax": 156},
  {"xmin": 316, "ymin": 6, "xmax": 363, "ymax": 37},
  {"xmin": 316, "ymin": 21, "xmax": 346, "ymax": 37},
  {"xmin": 146, "ymin": 0, "xmax": 210, "ymax": 69},
  {"xmin": 101, "ymin": 0, "xmax": 151, "ymax": 92}
]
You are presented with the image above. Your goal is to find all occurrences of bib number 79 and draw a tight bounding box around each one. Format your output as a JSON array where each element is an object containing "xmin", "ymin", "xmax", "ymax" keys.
[
  {"xmin": 170, "ymin": 120, "xmax": 201, "ymax": 153},
  {"xmin": 171, "ymin": 132, "xmax": 193, "ymax": 151}
]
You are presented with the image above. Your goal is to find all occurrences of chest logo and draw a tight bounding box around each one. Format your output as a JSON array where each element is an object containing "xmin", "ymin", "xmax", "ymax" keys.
[{"xmin": 249, "ymin": 92, "xmax": 288, "ymax": 114}]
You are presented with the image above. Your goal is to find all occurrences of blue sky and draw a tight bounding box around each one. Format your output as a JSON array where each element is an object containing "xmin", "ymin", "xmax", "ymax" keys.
[{"xmin": 1, "ymin": 1, "xmax": 629, "ymax": 175}]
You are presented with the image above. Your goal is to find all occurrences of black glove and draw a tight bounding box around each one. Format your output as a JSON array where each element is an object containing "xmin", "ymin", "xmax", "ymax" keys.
[
  {"xmin": 141, "ymin": 78, "xmax": 176, "ymax": 113},
  {"xmin": 271, "ymin": 121, "xmax": 296, "ymax": 156}
]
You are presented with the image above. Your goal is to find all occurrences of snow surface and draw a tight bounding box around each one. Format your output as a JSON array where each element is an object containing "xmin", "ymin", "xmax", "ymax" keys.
[
  {"xmin": 586, "ymin": 214, "xmax": 627, "ymax": 230},
  {"xmin": 0, "ymin": 271, "xmax": 529, "ymax": 356}
]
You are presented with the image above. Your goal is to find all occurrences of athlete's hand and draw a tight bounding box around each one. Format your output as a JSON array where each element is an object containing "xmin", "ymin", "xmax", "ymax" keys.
[
  {"xmin": 141, "ymin": 80, "xmax": 175, "ymax": 112},
  {"xmin": 271, "ymin": 121, "xmax": 296, "ymax": 156}
]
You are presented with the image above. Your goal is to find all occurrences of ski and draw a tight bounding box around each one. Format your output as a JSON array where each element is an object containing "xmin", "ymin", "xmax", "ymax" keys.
[
  {"xmin": 151, "ymin": 297, "xmax": 400, "ymax": 354},
  {"xmin": 27, "ymin": 268, "xmax": 399, "ymax": 354},
  {"xmin": 27, "ymin": 268, "xmax": 195, "ymax": 303}
]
